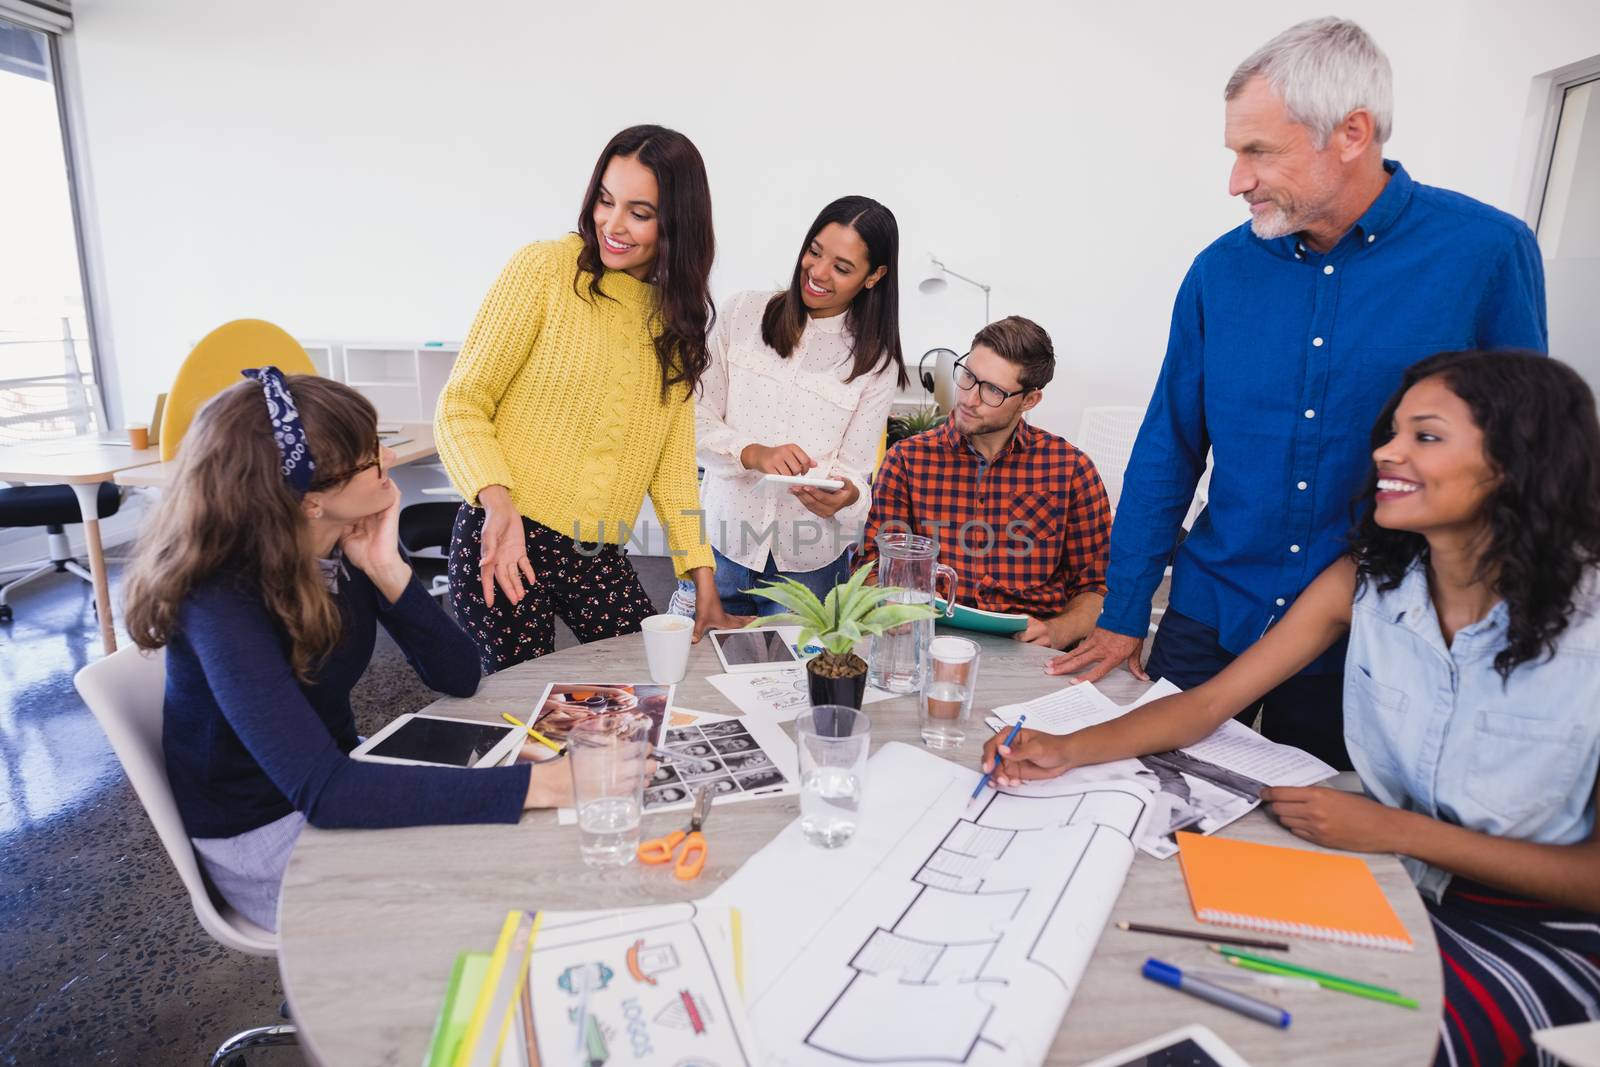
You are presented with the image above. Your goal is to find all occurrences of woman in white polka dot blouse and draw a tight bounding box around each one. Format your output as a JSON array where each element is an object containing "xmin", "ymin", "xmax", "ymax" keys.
[{"xmin": 675, "ymin": 196, "xmax": 907, "ymax": 616}]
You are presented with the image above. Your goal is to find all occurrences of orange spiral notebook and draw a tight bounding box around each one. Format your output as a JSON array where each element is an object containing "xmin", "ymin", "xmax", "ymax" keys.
[{"xmin": 1176, "ymin": 832, "xmax": 1415, "ymax": 952}]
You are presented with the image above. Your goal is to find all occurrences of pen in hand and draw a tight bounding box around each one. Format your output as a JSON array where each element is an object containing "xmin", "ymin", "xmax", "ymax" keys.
[{"xmin": 971, "ymin": 715, "xmax": 1026, "ymax": 802}]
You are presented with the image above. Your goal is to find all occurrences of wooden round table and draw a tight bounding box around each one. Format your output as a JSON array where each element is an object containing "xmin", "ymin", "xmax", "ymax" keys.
[{"xmin": 278, "ymin": 631, "xmax": 1443, "ymax": 1065}]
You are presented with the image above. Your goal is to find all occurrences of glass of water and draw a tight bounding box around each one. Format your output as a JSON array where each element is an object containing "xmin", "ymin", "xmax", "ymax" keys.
[
  {"xmin": 920, "ymin": 636, "xmax": 981, "ymax": 749},
  {"xmin": 567, "ymin": 711, "xmax": 652, "ymax": 867},
  {"xmin": 795, "ymin": 705, "xmax": 871, "ymax": 848}
]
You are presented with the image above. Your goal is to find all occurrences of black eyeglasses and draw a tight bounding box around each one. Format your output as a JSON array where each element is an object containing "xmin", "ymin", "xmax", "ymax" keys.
[{"xmin": 953, "ymin": 356, "xmax": 1033, "ymax": 407}]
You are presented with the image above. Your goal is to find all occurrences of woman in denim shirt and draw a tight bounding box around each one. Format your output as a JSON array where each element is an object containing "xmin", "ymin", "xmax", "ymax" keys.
[{"xmin": 984, "ymin": 350, "xmax": 1600, "ymax": 1066}]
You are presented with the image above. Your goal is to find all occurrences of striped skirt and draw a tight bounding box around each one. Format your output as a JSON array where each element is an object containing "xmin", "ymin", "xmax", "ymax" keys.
[{"xmin": 1430, "ymin": 878, "xmax": 1600, "ymax": 1066}]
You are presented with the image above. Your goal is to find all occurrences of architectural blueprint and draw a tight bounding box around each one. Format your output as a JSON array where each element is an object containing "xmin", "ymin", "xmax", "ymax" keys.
[{"xmin": 707, "ymin": 742, "xmax": 1154, "ymax": 1066}]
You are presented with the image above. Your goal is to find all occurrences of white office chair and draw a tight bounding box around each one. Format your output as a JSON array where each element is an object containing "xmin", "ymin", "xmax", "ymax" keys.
[
  {"xmin": 1073, "ymin": 406, "xmax": 1147, "ymax": 513},
  {"xmin": 1074, "ymin": 407, "xmax": 1212, "ymax": 638},
  {"xmin": 74, "ymin": 646, "xmax": 297, "ymax": 1066}
]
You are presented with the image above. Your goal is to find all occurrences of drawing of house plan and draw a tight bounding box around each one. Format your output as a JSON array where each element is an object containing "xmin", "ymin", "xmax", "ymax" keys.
[{"xmin": 707, "ymin": 742, "xmax": 1152, "ymax": 1066}]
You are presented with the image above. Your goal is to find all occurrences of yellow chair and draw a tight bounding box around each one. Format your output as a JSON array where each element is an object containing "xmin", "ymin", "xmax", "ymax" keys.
[{"xmin": 159, "ymin": 319, "xmax": 317, "ymax": 461}]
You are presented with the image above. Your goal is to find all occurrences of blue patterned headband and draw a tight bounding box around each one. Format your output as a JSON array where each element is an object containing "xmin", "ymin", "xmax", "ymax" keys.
[{"xmin": 241, "ymin": 366, "xmax": 317, "ymax": 495}]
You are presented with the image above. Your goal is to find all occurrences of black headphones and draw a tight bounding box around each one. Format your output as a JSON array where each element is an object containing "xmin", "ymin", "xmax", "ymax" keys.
[{"xmin": 918, "ymin": 348, "xmax": 959, "ymax": 393}]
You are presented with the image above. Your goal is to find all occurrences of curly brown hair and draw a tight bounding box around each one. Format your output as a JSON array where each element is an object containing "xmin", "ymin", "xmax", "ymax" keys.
[
  {"xmin": 1351, "ymin": 351, "xmax": 1600, "ymax": 680},
  {"xmin": 123, "ymin": 375, "xmax": 378, "ymax": 681}
]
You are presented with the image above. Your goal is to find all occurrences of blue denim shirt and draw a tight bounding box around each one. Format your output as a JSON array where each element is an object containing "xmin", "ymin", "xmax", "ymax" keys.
[
  {"xmin": 1345, "ymin": 563, "xmax": 1600, "ymax": 902},
  {"xmin": 1100, "ymin": 161, "xmax": 1548, "ymax": 665}
]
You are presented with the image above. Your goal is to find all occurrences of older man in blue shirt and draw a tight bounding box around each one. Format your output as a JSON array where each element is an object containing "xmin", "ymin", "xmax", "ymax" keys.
[{"xmin": 1054, "ymin": 18, "xmax": 1547, "ymax": 769}]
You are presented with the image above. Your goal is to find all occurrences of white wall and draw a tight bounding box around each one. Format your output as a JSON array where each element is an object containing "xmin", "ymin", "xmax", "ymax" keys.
[{"xmin": 65, "ymin": 0, "xmax": 1600, "ymax": 442}]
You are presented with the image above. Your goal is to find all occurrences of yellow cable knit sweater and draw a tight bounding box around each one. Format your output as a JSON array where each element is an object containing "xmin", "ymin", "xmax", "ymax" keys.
[{"xmin": 435, "ymin": 234, "xmax": 712, "ymax": 576}]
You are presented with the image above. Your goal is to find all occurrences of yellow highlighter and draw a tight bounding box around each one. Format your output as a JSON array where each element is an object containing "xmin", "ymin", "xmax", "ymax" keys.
[{"xmin": 501, "ymin": 713, "xmax": 566, "ymax": 756}]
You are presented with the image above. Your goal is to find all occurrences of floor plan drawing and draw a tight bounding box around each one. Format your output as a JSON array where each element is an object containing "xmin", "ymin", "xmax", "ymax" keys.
[{"xmin": 708, "ymin": 742, "xmax": 1153, "ymax": 1066}]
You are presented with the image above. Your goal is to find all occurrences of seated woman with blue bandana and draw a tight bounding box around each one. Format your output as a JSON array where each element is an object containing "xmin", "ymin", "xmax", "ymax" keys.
[{"xmin": 122, "ymin": 369, "xmax": 573, "ymax": 931}]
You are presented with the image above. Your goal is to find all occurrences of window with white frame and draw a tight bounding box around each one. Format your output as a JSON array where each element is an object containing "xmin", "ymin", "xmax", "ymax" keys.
[
  {"xmin": 0, "ymin": 11, "xmax": 103, "ymax": 443},
  {"xmin": 1531, "ymin": 59, "xmax": 1600, "ymax": 392}
]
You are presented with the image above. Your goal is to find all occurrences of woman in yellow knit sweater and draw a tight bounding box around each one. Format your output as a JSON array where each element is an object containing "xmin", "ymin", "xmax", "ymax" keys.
[{"xmin": 435, "ymin": 125, "xmax": 737, "ymax": 672}]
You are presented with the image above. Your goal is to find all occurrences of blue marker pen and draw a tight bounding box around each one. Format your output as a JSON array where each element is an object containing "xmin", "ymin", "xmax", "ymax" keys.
[{"xmin": 1142, "ymin": 958, "xmax": 1291, "ymax": 1028}]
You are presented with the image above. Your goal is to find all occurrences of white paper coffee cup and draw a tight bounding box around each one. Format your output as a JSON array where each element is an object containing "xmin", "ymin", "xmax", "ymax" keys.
[{"xmin": 641, "ymin": 613, "xmax": 693, "ymax": 683}]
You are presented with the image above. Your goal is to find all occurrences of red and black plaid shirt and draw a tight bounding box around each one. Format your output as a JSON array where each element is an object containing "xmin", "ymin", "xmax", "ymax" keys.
[{"xmin": 859, "ymin": 419, "xmax": 1112, "ymax": 618}]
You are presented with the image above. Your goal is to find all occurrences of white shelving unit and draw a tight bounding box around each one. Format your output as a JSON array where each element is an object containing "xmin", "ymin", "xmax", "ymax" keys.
[
  {"xmin": 293, "ymin": 338, "xmax": 675, "ymax": 559},
  {"xmin": 297, "ymin": 339, "xmax": 460, "ymax": 423}
]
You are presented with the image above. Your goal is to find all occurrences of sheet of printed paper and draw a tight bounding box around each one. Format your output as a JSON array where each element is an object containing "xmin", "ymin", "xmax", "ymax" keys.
[
  {"xmin": 996, "ymin": 679, "xmax": 1336, "ymax": 787},
  {"xmin": 500, "ymin": 902, "xmax": 758, "ymax": 1067},
  {"xmin": 987, "ymin": 679, "xmax": 1336, "ymax": 858},
  {"xmin": 557, "ymin": 709, "xmax": 799, "ymax": 825},
  {"xmin": 706, "ymin": 670, "xmax": 892, "ymax": 722},
  {"xmin": 706, "ymin": 742, "xmax": 1151, "ymax": 1066}
]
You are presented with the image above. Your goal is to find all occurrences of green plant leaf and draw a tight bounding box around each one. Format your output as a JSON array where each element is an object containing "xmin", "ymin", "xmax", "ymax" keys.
[
  {"xmin": 754, "ymin": 612, "xmax": 808, "ymax": 630},
  {"xmin": 858, "ymin": 602, "xmax": 939, "ymax": 634},
  {"xmin": 743, "ymin": 578, "xmax": 828, "ymax": 626}
]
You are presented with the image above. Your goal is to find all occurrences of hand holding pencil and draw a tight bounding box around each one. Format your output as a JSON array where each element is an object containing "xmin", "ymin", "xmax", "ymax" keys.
[{"xmin": 980, "ymin": 719, "xmax": 1076, "ymax": 786}]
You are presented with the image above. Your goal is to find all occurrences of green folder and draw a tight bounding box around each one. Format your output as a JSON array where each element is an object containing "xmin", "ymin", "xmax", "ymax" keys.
[
  {"xmin": 934, "ymin": 598, "xmax": 1029, "ymax": 634},
  {"xmin": 423, "ymin": 951, "xmax": 491, "ymax": 1067}
]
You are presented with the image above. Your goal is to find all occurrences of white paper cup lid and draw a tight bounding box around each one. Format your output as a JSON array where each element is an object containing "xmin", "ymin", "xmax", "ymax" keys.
[{"xmin": 929, "ymin": 636, "xmax": 977, "ymax": 662}]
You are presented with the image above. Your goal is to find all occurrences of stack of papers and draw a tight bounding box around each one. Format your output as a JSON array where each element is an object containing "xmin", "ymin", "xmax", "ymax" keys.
[
  {"xmin": 429, "ymin": 903, "xmax": 757, "ymax": 1067},
  {"xmin": 987, "ymin": 680, "xmax": 1337, "ymax": 859}
]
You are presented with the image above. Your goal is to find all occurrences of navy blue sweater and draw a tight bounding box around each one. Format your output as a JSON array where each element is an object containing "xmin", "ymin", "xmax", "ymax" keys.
[{"xmin": 163, "ymin": 564, "xmax": 529, "ymax": 838}]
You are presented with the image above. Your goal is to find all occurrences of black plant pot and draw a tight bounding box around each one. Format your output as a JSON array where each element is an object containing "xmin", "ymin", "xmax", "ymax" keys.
[{"xmin": 807, "ymin": 662, "xmax": 868, "ymax": 709}]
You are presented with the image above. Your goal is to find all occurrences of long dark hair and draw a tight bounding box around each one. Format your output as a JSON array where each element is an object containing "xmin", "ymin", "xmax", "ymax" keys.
[
  {"xmin": 761, "ymin": 196, "xmax": 906, "ymax": 387},
  {"xmin": 125, "ymin": 376, "xmax": 379, "ymax": 682},
  {"xmin": 1351, "ymin": 350, "xmax": 1600, "ymax": 679},
  {"xmin": 574, "ymin": 125, "xmax": 715, "ymax": 397}
]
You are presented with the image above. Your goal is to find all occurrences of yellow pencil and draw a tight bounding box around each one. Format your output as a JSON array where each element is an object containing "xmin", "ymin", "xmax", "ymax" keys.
[{"xmin": 501, "ymin": 712, "xmax": 565, "ymax": 754}]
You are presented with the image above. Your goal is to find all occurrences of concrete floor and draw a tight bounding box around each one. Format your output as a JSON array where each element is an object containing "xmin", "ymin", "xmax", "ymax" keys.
[{"xmin": 0, "ymin": 552, "xmax": 680, "ymax": 1067}]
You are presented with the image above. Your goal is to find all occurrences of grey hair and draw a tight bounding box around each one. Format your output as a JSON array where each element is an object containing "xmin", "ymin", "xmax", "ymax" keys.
[{"xmin": 1225, "ymin": 17, "xmax": 1393, "ymax": 148}]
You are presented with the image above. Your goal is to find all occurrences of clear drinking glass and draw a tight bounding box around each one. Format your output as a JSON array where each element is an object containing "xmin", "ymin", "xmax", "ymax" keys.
[
  {"xmin": 795, "ymin": 705, "xmax": 871, "ymax": 848},
  {"xmin": 567, "ymin": 711, "xmax": 652, "ymax": 867},
  {"xmin": 919, "ymin": 636, "xmax": 980, "ymax": 749}
]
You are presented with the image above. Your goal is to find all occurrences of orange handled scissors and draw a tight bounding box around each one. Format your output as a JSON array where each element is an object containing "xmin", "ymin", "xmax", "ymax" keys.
[{"xmin": 637, "ymin": 786, "xmax": 712, "ymax": 880}]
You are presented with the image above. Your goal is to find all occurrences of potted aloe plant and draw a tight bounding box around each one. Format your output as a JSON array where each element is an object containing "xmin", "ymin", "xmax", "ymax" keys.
[{"xmin": 746, "ymin": 563, "xmax": 938, "ymax": 709}]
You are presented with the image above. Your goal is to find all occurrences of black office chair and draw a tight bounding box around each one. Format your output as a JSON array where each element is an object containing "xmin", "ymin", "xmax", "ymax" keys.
[
  {"xmin": 0, "ymin": 483, "xmax": 122, "ymax": 623},
  {"xmin": 397, "ymin": 501, "xmax": 456, "ymax": 598}
]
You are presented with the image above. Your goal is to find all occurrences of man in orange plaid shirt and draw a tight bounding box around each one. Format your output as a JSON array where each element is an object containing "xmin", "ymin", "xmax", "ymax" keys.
[{"xmin": 857, "ymin": 317, "xmax": 1113, "ymax": 649}]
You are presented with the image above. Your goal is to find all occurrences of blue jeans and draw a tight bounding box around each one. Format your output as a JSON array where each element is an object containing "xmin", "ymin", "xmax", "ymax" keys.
[
  {"xmin": 680, "ymin": 549, "xmax": 851, "ymax": 617},
  {"xmin": 1145, "ymin": 607, "xmax": 1352, "ymax": 771}
]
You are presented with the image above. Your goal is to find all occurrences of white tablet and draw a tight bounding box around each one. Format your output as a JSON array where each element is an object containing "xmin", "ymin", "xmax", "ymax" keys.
[
  {"xmin": 761, "ymin": 473, "xmax": 845, "ymax": 491},
  {"xmin": 711, "ymin": 627, "xmax": 801, "ymax": 673},
  {"xmin": 351, "ymin": 713, "xmax": 524, "ymax": 768},
  {"xmin": 1078, "ymin": 1024, "xmax": 1253, "ymax": 1067}
]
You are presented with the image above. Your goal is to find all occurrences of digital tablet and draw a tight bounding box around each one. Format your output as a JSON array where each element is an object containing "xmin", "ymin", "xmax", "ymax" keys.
[
  {"xmin": 351, "ymin": 713, "xmax": 523, "ymax": 768},
  {"xmin": 761, "ymin": 473, "xmax": 845, "ymax": 491},
  {"xmin": 711, "ymin": 627, "xmax": 801, "ymax": 673},
  {"xmin": 1078, "ymin": 1024, "xmax": 1253, "ymax": 1067}
]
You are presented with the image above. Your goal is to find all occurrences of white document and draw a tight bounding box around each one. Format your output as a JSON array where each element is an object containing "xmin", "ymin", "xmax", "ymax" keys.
[
  {"xmin": 707, "ymin": 742, "xmax": 1152, "ymax": 1067},
  {"xmin": 990, "ymin": 679, "xmax": 1337, "ymax": 859},
  {"xmin": 506, "ymin": 902, "xmax": 759, "ymax": 1067},
  {"xmin": 992, "ymin": 680, "xmax": 1125, "ymax": 734},
  {"xmin": 706, "ymin": 670, "xmax": 892, "ymax": 722}
]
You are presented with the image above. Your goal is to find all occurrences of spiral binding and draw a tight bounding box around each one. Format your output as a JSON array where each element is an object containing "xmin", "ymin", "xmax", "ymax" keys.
[{"xmin": 1197, "ymin": 908, "xmax": 1415, "ymax": 953}]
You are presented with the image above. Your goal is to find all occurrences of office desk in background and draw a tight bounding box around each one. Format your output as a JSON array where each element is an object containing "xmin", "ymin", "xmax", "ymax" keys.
[
  {"xmin": 278, "ymin": 633, "xmax": 1443, "ymax": 1067},
  {"xmin": 0, "ymin": 434, "xmax": 163, "ymax": 651},
  {"xmin": 115, "ymin": 422, "xmax": 440, "ymax": 490}
]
